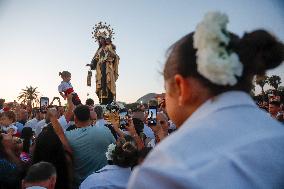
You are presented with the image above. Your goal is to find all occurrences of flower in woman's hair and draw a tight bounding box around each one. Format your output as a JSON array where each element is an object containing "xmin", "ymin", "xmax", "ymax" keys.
[
  {"xmin": 193, "ymin": 11, "xmax": 243, "ymax": 86},
  {"xmin": 105, "ymin": 143, "xmax": 116, "ymax": 161},
  {"xmin": 194, "ymin": 12, "xmax": 229, "ymax": 50}
]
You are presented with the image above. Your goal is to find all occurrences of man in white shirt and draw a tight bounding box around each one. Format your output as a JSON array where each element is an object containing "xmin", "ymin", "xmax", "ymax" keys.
[
  {"xmin": 94, "ymin": 106, "xmax": 107, "ymax": 127},
  {"xmin": 25, "ymin": 110, "xmax": 44, "ymax": 131}
]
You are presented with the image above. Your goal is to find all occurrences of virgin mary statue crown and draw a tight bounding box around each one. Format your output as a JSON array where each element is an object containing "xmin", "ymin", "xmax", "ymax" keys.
[{"xmin": 91, "ymin": 22, "xmax": 115, "ymax": 41}]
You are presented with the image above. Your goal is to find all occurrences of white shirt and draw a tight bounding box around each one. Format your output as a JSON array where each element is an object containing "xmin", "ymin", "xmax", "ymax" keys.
[
  {"xmin": 128, "ymin": 91, "xmax": 284, "ymax": 189},
  {"xmin": 58, "ymin": 115, "xmax": 68, "ymax": 131},
  {"xmin": 95, "ymin": 119, "xmax": 107, "ymax": 128},
  {"xmin": 168, "ymin": 120, "xmax": 176, "ymax": 130},
  {"xmin": 35, "ymin": 119, "xmax": 46, "ymax": 137},
  {"xmin": 58, "ymin": 81, "xmax": 73, "ymax": 93},
  {"xmin": 143, "ymin": 124, "xmax": 155, "ymax": 139},
  {"xmin": 25, "ymin": 118, "xmax": 39, "ymax": 131},
  {"xmin": 34, "ymin": 116, "xmax": 68, "ymax": 136},
  {"xmin": 80, "ymin": 165, "xmax": 131, "ymax": 189}
]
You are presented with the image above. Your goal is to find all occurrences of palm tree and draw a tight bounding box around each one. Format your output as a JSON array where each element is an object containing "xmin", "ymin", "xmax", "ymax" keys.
[
  {"xmin": 255, "ymin": 75, "xmax": 268, "ymax": 95},
  {"xmin": 268, "ymin": 75, "xmax": 282, "ymax": 91},
  {"xmin": 18, "ymin": 86, "xmax": 40, "ymax": 107}
]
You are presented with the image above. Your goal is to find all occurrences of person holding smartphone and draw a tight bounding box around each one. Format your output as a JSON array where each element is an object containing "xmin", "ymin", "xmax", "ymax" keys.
[{"xmin": 146, "ymin": 112, "xmax": 169, "ymax": 148}]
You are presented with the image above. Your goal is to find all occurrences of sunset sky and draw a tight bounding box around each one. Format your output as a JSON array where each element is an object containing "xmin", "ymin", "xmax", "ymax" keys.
[{"xmin": 0, "ymin": 0, "xmax": 284, "ymax": 104}]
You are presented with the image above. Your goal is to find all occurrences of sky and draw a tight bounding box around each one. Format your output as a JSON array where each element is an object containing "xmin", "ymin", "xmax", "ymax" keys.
[{"xmin": 0, "ymin": 0, "xmax": 284, "ymax": 104}]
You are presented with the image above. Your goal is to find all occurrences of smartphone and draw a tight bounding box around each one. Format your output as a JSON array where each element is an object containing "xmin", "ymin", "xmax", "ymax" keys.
[
  {"xmin": 40, "ymin": 97, "xmax": 49, "ymax": 113},
  {"xmin": 147, "ymin": 106, "xmax": 157, "ymax": 125},
  {"xmin": 119, "ymin": 111, "xmax": 128, "ymax": 130}
]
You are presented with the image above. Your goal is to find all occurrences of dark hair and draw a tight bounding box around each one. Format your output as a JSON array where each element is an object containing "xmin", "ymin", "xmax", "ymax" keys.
[
  {"xmin": 94, "ymin": 105, "xmax": 103, "ymax": 119},
  {"xmin": 24, "ymin": 161, "xmax": 56, "ymax": 183},
  {"xmin": 74, "ymin": 105, "xmax": 90, "ymax": 122},
  {"xmin": 2, "ymin": 111, "xmax": 16, "ymax": 122},
  {"xmin": 21, "ymin": 127, "xmax": 33, "ymax": 153},
  {"xmin": 138, "ymin": 147, "xmax": 152, "ymax": 160},
  {"xmin": 112, "ymin": 136, "xmax": 138, "ymax": 168},
  {"xmin": 85, "ymin": 98, "xmax": 94, "ymax": 106},
  {"xmin": 164, "ymin": 30, "xmax": 284, "ymax": 95},
  {"xmin": 269, "ymin": 101, "xmax": 281, "ymax": 107},
  {"xmin": 33, "ymin": 126, "xmax": 70, "ymax": 189}
]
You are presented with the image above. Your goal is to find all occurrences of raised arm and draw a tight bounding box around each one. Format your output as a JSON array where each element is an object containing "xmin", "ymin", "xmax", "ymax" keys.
[
  {"xmin": 126, "ymin": 119, "xmax": 145, "ymax": 150},
  {"xmin": 64, "ymin": 94, "xmax": 74, "ymax": 123},
  {"xmin": 48, "ymin": 109, "xmax": 72, "ymax": 156}
]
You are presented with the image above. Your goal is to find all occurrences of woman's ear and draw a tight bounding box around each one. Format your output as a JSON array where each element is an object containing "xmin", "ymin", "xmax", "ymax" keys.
[{"xmin": 174, "ymin": 75, "xmax": 192, "ymax": 106}]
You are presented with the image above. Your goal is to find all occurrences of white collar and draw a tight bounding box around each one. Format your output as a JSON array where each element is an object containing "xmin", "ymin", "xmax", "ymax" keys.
[
  {"xmin": 181, "ymin": 91, "xmax": 256, "ymax": 129},
  {"xmin": 26, "ymin": 186, "xmax": 47, "ymax": 189},
  {"xmin": 95, "ymin": 165, "xmax": 131, "ymax": 173}
]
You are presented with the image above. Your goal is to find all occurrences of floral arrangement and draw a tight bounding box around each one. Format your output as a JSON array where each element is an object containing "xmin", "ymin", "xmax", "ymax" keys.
[
  {"xmin": 105, "ymin": 143, "xmax": 116, "ymax": 161},
  {"xmin": 193, "ymin": 12, "xmax": 243, "ymax": 86}
]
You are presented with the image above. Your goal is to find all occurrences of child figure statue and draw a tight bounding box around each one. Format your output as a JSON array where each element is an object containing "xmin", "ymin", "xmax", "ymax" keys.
[{"xmin": 58, "ymin": 71, "xmax": 81, "ymax": 105}]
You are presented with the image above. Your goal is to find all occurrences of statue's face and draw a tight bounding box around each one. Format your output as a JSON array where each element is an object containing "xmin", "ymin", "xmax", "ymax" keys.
[
  {"xmin": 106, "ymin": 39, "xmax": 111, "ymax": 45},
  {"xmin": 99, "ymin": 37, "xmax": 106, "ymax": 45}
]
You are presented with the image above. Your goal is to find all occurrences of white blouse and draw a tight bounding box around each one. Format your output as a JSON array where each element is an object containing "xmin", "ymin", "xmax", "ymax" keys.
[
  {"xmin": 128, "ymin": 91, "xmax": 284, "ymax": 189},
  {"xmin": 80, "ymin": 165, "xmax": 131, "ymax": 189}
]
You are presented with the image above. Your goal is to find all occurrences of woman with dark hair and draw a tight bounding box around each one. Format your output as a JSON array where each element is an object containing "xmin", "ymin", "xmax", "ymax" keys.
[
  {"xmin": 128, "ymin": 12, "xmax": 284, "ymax": 188},
  {"xmin": 32, "ymin": 126, "xmax": 72, "ymax": 189},
  {"xmin": 20, "ymin": 127, "xmax": 33, "ymax": 163},
  {"xmin": 80, "ymin": 136, "xmax": 138, "ymax": 189},
  {"xmin": 0, "ymin": 134, "xmax": 23, "ymax": 188}
]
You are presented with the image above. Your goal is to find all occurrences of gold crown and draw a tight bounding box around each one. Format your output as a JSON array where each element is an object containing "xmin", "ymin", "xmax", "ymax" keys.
[{"xmin": 91, "ymin": 22, "xmax": 115, "ymax": 42}]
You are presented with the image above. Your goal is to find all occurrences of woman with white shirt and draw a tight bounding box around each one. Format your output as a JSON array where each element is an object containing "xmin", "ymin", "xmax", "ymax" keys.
[
  {"xmin": 128, "ymin": 12, "xmax": 284, "ymax": 189},
  {"xmin": 80, "ymin": 136, "xmax": 138, "ymax": 189}
]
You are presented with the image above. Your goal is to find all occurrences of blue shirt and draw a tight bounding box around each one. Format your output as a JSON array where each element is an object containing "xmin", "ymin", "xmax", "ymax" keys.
[
  {"xmin": 15, "ymin": 122, "xmax": 24, "ymax": 133},
  {"xmin": 128, "ymin": 91, "xmax": 284, "ymax": 189},
  {"xmin": 65, "ymin": 125, "xmax": 116, "ymax": 187}
]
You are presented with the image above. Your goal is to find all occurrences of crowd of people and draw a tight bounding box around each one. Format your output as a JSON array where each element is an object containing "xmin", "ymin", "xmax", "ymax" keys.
[
  {"xmin": 1, "ymin": 11, "xmax": 284, "ymax": 189},
  {"xmin": 0, "ymin": 93, "xmax": 172, "ymax": 189},
  {"xmin": 256, "ymin": 92, "xmax": 284, "ymax": 123}
]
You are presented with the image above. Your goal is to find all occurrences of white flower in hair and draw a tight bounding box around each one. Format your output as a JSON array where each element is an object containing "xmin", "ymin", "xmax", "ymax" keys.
[
  {"xmin": 193, "ymin": 11, "xmax": 243, "ymax": 86},
  {"xmin": 105, "ymin": 143, "xmax": 116, "ymax": 161}
]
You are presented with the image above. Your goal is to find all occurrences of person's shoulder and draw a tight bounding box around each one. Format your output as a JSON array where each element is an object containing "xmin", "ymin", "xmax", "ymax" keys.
[
  {"xmin": 80, "ymin": 169, "xmax": 109, "ymax": 189},
  {"xmin": 65, "ymin": 127, "xmax": 81, "ymax": 138}
]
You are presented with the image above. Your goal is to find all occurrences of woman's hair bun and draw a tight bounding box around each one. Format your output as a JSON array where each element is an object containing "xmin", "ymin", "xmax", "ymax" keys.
[
  {"xmin": 112, "ymin": 136, "xmax": 138, "ymax": 167},
  {"xmin": 238, "ymin": 30, "xmax": 284, "ymax": 75}
]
